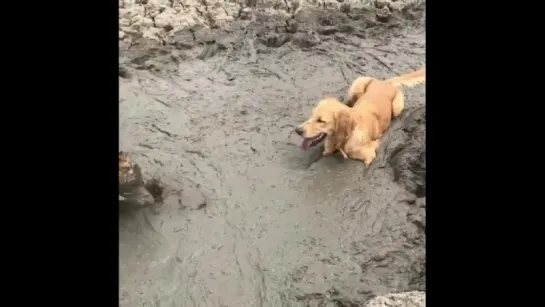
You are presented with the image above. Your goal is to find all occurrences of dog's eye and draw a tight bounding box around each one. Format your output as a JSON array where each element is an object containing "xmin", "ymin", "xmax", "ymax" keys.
[{"xmin": 317, "ymin": 118, "xmax": 325, "ymax": 123}]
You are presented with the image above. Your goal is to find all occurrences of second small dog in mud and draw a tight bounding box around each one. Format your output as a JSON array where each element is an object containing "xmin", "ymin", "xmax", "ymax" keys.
[
  {"xmin": 119, "ymin": 151, "xmax": 161, "ymax": 208},
  {"xmin": 295, "ymin": 68, "xmax": 425, "ymax": 166}
]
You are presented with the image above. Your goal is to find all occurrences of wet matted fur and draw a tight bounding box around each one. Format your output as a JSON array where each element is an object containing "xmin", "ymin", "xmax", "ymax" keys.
[
  {"xmin": 295, "ymin": 68, "xmax": 425, "ymax": 166},
  {"xmin": 119, "ymin": 151, "xmax": 138, "ymax": 185}
]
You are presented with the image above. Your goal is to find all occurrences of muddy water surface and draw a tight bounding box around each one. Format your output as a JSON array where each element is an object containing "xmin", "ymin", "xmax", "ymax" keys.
[{"xmin": 119, "ymin": 7, "xmax": 425, "ymax": 306}]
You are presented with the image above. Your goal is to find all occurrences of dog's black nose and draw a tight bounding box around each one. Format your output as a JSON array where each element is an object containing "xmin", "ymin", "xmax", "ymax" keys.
[{"xmin": 295, "ymin": 126, "xmax": 304, "ymax": 136}]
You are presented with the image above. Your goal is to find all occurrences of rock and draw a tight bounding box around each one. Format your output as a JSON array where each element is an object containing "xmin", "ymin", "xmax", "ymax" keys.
[
  {"xmin": 240, "ymin": 8, "xmax": 253, "ymax": 20},
  {"xmin": 390, "ymin": 0, "xmax": 420, "ymax": 12},
  {"xmin": 212, "ymin": 5, "xmax": 236, "ymax": 23},
  {"xmin": 132, "ymin": 15, "xmax": 155, "ymax": 29},
  {"xmin": 374, "ymin": 0, "xmax": 390, "ymax": 9},
  {"xmin": 339, "ymin": 3, "xmax": 351, "ymax": 13},
  {"xmin": 334, "ymin": 33, "xmax": 361, "ymax": 46},
  {"xmin": 154, "ymin": 8, "xmax": 177, "ymax": 29},
  {"xmin": 119, "ymin": 31, "xmax": 126, "ymax": 40},
  {"xmin": 119, "ymin": 66, "xmax": 132, "ymax": 79},
  {"xmin": 117, "ymin": 0, "xmax": 424, "ymax": 44},
  {"xmin": 364, "ymin": 291, "xmax": 425, "ymax": 307},
  {"xmin": 119, "ymin": 6, "xmax": 145, "ymax": 27},
  {"xmin": 142, "ymin": 27, "xmax": 164, "ymax": 40},
  {"xmin": 317, "ymin": 25, "xmax": 338, "ymax": 35},
  {"xmin": 291, "ymin": 31, "xmax": 321, "ymax": 49},
  {"xmin": 404, "ymin": 9, "xmax": 423, "ymax": 20},
  {"xmin": 119, "ymin": 16, "xmax": 131, "ymax": 28},
  {"xmin": 364, "ymin": 19, "xmax": 377, "ymax": 28},
  {"xmin": 259, "ymin": 33, "xmax": 290, "ymax": 48},
  {"xmin": 122, "ymin": 28, "xmax": 144, "ymax": 41},
  {"xmin": 338, "ymin": 24, "xmax": 355, "ymax": 33},
  {"xmin": 353, "ymin": 31, "xmax": 367, "ymax": 39},
  {"xmin": 285, "ymin": 19, "xmax": 298, "ymax": 33},
  {"xmin": 197, "ymin": 42, "xmax": 224, "ymax": 60},
  {"xmin": 374, "ymin": 0, "xmax": 421, "ymax": 12},
  {"xmin": 193, "ymin": 27, "xmax": 219, "ymax": 44},
  {"xmin": 389, "ymin": 2, "xmax": 406, "ymax": 12},
  {"xmin": 170, "ymin": 29, "xmax": 195, "ymax": 49},
  {"xmin": 376, "ymin": 7, "xmax": 392, "ymax": 23}
]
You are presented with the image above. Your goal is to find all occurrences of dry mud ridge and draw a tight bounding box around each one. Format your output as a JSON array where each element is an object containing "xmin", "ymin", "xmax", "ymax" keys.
[{"xmin": 119, "ymin": 0, "xmax": 425, "ymax": 306}]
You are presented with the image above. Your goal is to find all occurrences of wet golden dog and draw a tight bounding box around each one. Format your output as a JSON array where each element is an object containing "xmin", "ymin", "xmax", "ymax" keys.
[
  {"xmin": 119, "ymin": 151, "xmax": 136, "ymax": 185},
  {"xmin": 295, "ymin": 68, "xmax": 425, "ymax": 166}
]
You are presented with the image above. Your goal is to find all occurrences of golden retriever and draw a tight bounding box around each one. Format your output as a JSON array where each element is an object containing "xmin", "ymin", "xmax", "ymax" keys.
[
  {"xmin": 295, "ymin": 68, "xmax": 425, "ymax": 166},
  {"xmin": 119, "ymin": 151, "xmax": 136, "ymax": 185}
]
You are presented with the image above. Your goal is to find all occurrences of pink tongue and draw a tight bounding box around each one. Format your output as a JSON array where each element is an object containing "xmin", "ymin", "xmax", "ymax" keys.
[{"xmin": 301, "ymin": 139, "xmax": 312, "ymax": 151}]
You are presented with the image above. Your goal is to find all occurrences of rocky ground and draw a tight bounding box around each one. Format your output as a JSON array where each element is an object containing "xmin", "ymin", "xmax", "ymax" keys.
[{"xmin": 119, "ymin": 0, "xmax": 425, "ymax": 306}]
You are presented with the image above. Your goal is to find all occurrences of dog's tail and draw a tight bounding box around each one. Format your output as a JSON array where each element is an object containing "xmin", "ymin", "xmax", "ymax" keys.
[{"xmin": 386, "ymin": 68, "xmax": 425, "ymax": 88}]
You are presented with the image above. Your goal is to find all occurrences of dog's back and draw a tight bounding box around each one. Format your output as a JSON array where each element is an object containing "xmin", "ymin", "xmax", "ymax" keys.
[
  {"xmin": 346, "ymin": 68, "xmax": 425, "ymax": 139},
  {"xmin": 354, "ymin": 79, "xmax": 397, "ymax": 109},
  {"xmin": 352, "ymin": 79, "xmax": 398, "ymax": 136}
]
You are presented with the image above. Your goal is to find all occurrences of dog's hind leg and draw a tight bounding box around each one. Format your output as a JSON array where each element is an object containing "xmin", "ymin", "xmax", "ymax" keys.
[
  {"xmin": 392, "ymin": 88, "xmax": 405, "ymax": 118},
  {"xmin": 347, "ymin": 77, "xmax": 374, "ymax": 107},
  {"xmin": 351, "ymin": 139, "xmax": 380, "ymax": 166}
]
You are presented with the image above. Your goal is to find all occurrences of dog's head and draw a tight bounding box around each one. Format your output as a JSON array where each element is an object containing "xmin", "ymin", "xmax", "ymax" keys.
[
  {"xmin": 295, "ymin": 97, "xmax": 353, "ymax": 150},
  {"xmin": 119, "ymin": 151, "xmax": 136, "ymax": 184}
]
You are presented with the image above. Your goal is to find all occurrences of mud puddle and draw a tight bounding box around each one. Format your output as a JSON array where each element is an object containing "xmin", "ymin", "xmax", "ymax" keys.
[{"xmin": 119, "ymin": 6, "xmax": 425, "ymax": 307}]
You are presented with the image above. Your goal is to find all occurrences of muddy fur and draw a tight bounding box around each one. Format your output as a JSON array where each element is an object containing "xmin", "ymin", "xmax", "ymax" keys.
[{"xmin": 297, "ymin": 68, "xmax": 425, "ymax": 166}]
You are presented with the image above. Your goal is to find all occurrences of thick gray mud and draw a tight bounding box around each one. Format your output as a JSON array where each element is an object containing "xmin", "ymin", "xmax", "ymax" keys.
[{"xmin": 119, "ymin": 6, "xmax": 425, "ymax": 307}]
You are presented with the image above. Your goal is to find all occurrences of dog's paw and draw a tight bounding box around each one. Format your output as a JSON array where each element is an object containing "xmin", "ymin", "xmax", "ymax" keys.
[
  {"xmin": 322, "ymin": 150, "xmax": 334, "ymax": 156},
  {"xmin": 363, "ymin": 156, "xmax": 376, "ymax": 167}
]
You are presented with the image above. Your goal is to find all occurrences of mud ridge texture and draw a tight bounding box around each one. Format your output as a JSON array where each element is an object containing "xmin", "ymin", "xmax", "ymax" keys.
[
  {"xmin": 365, "ymin": 291, "xmax": 425, "ymax": 307},
  {"xmin": 119, "ymin": 1, "xmax": 425, "ymax": 306},
  {"xmin": 120, "ymin": 0, "xmax": 422, "ymax": 45}
]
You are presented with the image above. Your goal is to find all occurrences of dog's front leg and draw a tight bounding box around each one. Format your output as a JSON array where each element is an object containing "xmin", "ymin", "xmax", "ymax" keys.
[
  {"xmin": 322, "ymin": 137, "xmax": 336, "ymax": 156},
  {"xmin": 338, "ymin": 148, "xmax": 348, "ymax": 159}
]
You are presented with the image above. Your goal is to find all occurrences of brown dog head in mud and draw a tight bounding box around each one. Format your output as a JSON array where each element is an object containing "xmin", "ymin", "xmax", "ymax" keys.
[
  {"xmin": 119, "ymin": 151, "xmax": 136, "ymax": 185},
  {"xmin": 295, "ymin": 97, "xmax": 354, "ymax": 150}
]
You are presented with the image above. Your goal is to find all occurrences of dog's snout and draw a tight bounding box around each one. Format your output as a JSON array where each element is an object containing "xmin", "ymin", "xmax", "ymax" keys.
[{"xmin": 295, "ymin": 126, "xmax": 304, "ymax": 136}]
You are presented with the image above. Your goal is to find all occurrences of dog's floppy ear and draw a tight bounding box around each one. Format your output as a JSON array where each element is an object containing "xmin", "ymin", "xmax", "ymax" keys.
[{"xmin": 333, "ymin": 110, "xmax": 355, "ymax": 149}]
